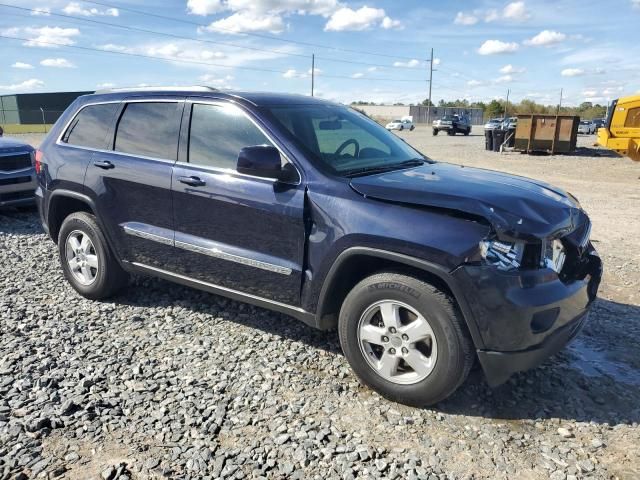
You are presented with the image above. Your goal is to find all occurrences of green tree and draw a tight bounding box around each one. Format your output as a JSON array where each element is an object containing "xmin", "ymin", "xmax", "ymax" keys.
[{"xmin": 486, "ymin": 100, "xmax": 504, "ymax": 119}]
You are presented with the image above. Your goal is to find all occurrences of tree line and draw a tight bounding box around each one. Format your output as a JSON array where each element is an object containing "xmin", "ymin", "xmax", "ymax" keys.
[{"xmin": 351, "ymin": 99, "xmax": 608, "ymax": 120}]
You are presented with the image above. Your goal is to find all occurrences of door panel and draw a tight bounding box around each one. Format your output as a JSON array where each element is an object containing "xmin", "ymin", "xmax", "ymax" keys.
[
  {"xmin": 171, "ymin": 101, "xmax": 305, "ymax": 305},
  {"xmin": 84, "ymin": 99, "xmax": 183, "ymax": 268}
]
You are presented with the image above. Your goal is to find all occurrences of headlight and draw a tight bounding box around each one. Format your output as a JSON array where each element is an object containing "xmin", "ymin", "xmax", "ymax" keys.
[
  {"xmin": 543, "ymin": 238, "xmax": 566, "ymax": 273},
  {"xmin": 479, "ymin": 240, "xmax": 525, "ymax": 271}
]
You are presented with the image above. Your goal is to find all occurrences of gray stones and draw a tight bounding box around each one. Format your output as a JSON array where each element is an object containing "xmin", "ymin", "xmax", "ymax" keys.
[{"xmin": 0, "ymin": 208, "xmax": 636, "ymax": 479}]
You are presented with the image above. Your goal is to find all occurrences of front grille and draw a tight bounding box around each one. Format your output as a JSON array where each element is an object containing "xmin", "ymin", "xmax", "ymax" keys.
[
  {"xmin": 0, "ymin": 176, "xmax": 31, "ymax": 186},
  {"xmin": 0, "ymin": 153, "xmax": 32, "ymax": 171}
]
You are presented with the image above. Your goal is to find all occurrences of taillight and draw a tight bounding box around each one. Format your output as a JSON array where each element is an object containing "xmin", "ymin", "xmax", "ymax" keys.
[{"xmin": 34, "ymin": 149, "xmax": 43, "ymax": 174}]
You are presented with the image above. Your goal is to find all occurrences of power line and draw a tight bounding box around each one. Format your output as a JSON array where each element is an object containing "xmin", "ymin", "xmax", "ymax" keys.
[
  {"xmin": 79, "ymin": 0, "xmax": 430, "ymax": 62},
  {"xmin": 0, "ymin": 4, "xmax": 430, "ymax": 72},
  {"xmin": 0, "ymin": 34, "xmax": 429, "ymax": 83}
]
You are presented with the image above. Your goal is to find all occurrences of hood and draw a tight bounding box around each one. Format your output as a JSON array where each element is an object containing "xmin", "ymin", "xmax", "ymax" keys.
[
  {"xmin": 350, "ymin": 162, "xmax": 587, "ymax": 240},
  {"xmin": 0, "ymin": 137, "xmax": 34, "ymax": 151}
]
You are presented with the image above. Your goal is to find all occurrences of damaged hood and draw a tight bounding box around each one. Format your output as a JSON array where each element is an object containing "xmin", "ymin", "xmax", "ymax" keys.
[{"xmin": 350, "ymin": 162, "xmax": 588, "ymax": 240}]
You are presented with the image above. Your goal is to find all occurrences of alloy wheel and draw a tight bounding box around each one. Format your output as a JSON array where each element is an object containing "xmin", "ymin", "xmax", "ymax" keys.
[
  {"xmin": 65, "ymin": 230, "xmax": 99, "ymax": 285},
  {"xmin": 357, "ymin": 300, "xmax": 438, "ymax": 385}
]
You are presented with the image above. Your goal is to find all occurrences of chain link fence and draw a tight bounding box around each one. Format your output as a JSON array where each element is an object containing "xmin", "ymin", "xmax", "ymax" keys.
[{"xmin": 0, "ymin": 109, "xmax": 65, "ymax": 134}]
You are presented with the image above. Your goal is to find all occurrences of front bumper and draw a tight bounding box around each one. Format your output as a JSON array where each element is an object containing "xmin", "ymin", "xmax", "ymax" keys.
[
  {"xmin": 0, "ymin": 168, "xmax": 37, "ymax": 208},
  {"xmin": 453, "ymin": 247, "xmax": 602, "ymax": 386}
]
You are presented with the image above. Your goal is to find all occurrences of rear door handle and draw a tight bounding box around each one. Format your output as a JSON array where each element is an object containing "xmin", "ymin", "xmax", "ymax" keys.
[
  {"xmin": 178, "ymin": 175, "xmax": 206, "ymax": 187},
  {"xmin": 93, "ymin": 160, "xmax": 115, "ymax": 170}
]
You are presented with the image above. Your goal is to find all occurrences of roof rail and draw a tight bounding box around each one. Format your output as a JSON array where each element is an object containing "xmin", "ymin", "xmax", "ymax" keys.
[{"xmin": 93, "ymin": 85, "xmax": 219, "ymax": 94}]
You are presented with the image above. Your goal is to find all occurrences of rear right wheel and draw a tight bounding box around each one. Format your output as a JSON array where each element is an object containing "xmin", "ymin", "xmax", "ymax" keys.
[{"xmin": 432, "ymin": 129, "xmax": 438, "ymax": 136}]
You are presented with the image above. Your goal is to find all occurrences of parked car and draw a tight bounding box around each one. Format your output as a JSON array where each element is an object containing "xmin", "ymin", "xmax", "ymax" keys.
[
  {"xmin": 501, "ymin": 117, "xmax": 518, "ymax": 130},
  {"xmin": 591, "ymin": 118, "xmax": 605, "ymax": 131},
  {"xmin": 386, "ymin": 118, "xmax": 414, "ymax": 131},
  {"xmin": 484, "ymin": 118, "xmax": 504, "ymax": 130},
  {"xmin": 0, "ymin": 136, "xmax": 36, "ymax": 208},
  {"xmin": 578, "ymin": 120, "xmax": 595, "ymax": 135},
  {"xmin": 433, "ymin": 114, "xmax": 471, "ymax": 136},
  {"xmin": 36, "ymin": 87, "xmax": 602, "ymax": 407}
]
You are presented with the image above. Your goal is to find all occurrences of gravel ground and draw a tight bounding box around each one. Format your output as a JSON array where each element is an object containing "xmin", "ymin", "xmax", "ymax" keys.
[{"xmin": 1, "ymin": 130, "xmax": 639, "ymax": 480}]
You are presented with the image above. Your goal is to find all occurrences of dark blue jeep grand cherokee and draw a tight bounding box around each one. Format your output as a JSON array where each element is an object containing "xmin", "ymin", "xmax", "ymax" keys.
[{"xmin": 35, "ymin": 87, "xmax": 602, "ymax": 406}]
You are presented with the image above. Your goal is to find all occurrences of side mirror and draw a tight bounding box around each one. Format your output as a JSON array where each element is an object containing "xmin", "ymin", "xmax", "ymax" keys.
[
  {"xmin": 237, "ymin": 146, "xmax": 298, "ymax": 183},
  {"xmin": 237, "ymin": 145, "xmax": 283, "ymax": 179}
]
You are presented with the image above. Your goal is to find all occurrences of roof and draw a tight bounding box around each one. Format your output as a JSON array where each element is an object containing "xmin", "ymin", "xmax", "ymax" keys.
[{"xmin": 81, "ymin": 87, "xmax": 336, "ymax": 107}]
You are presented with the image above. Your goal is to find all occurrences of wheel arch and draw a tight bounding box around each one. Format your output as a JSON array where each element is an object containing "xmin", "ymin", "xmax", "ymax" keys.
[
  {"xmin": 315, "ymin": 247, "xmax": 484, "ymax": 349},
  {"xmin": 47, "ymin": 190, "xmax": 97, "ymax": 243}
]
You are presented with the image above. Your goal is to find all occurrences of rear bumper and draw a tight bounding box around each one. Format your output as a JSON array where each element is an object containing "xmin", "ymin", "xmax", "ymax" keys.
[{"xmin": 452, "ymin": 247, "xmax": 602, "ymax": 386}]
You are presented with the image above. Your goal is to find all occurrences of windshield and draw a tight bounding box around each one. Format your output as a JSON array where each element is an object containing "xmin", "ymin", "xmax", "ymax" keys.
[
  {"xmin": 392, "ymin": 119, "xmax": 402, "ymax": 123},
  {"xmin": 442, "ymin": 115, "xmax": 456, "ymax": 121},
  {"xmin": 580, "ymin": 121, "xmax": 590, "ymax": 125},
  {"xmin": 264, "ymin": 104, "xmax": 429, "ymax": 176}
]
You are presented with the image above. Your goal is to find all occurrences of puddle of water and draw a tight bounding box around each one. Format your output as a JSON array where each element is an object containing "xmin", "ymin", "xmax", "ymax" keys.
[{"xmin": 567, "ymin": 339, "xmax": 640, "ymax": 387}]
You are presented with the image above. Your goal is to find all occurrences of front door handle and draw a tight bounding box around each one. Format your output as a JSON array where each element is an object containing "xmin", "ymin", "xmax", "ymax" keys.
[
  {"xmin": 178, "ymin": 175, "xmax": 206, "ymax": 187},
  {"xmin": 93, "ymin": 160, "xmax": 115, "ymax": 170}
]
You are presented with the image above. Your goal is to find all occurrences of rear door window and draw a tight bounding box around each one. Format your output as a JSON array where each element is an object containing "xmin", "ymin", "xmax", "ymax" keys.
[
  {"xmin": 114, "ymin": 102, "xmax": 181, "ymax": 160},
  {"xmin": 62, "ymin": 103, "xmax": 118, "ymax": 149}
]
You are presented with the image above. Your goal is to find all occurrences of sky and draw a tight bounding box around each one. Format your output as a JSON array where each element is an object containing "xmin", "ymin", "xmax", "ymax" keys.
[{"xmin": 1, "ymin": 0, "xmax": 639, "ymax": 106}]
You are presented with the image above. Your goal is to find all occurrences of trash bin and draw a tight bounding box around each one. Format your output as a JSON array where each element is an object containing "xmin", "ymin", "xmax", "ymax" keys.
[
  {"xmin": 492, "ymin": 129, "xmax": 505, "ymax": 152},
  {"xmin": 506, "ymin": 127, "xmax": 516, "ymax": 147},
  {"xmin": 484, "ymin": 129, "xmax": 493, "ymax": 151}
]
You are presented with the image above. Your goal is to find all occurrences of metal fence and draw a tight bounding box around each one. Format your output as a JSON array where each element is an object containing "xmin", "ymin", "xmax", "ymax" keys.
[
  {"xmin": 409, "ymin": 106, "xmax": 484, "ymax": 125},
  {"xmin": 0, "ymin": 109, "xmax": 65, "ymax": 126}
]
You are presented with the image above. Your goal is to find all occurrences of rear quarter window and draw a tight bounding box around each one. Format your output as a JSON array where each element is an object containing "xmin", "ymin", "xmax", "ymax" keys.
[{"xmin": 62, "ymin": 103, "xmax": 119, "ymax": 149}]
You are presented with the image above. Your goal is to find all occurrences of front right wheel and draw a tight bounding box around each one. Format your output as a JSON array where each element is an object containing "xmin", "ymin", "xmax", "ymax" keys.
[{"xmin": 339, "ymin": 273, "xmax": 474, "ymax": 407}]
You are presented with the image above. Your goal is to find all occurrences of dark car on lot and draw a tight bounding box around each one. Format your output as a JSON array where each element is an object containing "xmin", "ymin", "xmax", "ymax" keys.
[
  {"xmin": 432, "ymin": 114, "xmax": 472, "ymax": 136},
  {"xmin": 35, "ymin": 87, "xmax": 602, "ymax": 406},
  {"xmin": 0, "ymin": 136, "xmax": 36, "ymax": 208}
]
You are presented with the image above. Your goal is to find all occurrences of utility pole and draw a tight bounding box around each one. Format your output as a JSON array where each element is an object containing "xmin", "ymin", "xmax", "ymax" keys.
[
  {"xmin": 505, "ymin": 89, "xmax": 510, "ymax": 118},
  {"xmin": 557, "ymin": 88, "xmax": 563, "ymax": 114},
  {"xmin": 311, "ymin": 54, "xmax": 315, "ymax": 97},
  {"xmin": 427, "ymin": 48, "xmax": 433, "ymax": 124}
]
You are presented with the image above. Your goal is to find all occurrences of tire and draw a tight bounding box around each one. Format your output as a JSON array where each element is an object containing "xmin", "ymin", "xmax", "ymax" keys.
[
  {"xmin": 410, "ymin": 125, "xmax": 415, "ymax": 131},
  {"xmin": 58, "ymin": 211, "xmax": 129, "ymax": 300},
  {"xmin": 464, "ymin": 127, "xmax": 470, "ymax": 136},
  {"xmin": 338, "ymin": 273, "xmax": 474, "ymax": 407},
  {"xmin": 399, "ymin": 126, "xmax": 404, "ymax": 131},
  {"xmin": 447, "ymin": 130, "xmax": 454, "ymax": 136},
  {"xmin": 432, "ymin": 129, "xmax": 438, "ymax": 136}
]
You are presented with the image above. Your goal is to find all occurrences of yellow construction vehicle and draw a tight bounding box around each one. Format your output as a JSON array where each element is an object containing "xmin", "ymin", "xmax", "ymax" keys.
[{"xmin": 597, "ymin": 94, "xmax": 640, "ymax": 161}]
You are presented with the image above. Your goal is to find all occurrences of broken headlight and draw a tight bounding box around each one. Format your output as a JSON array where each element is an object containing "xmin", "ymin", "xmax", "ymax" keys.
[
  {"xmin": 542, "ymin": 238, "xmax": 566, "ymax": 273},
  {"xmin": 479, "ymin": 240, "xmax": 525, "ymax": 271}
]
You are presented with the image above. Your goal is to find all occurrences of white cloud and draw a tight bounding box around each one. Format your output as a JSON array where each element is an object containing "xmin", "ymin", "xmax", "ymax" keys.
[
  {"xmin": 367, "ymin": 66, "xmax": 378, "ymax": 72},
  {"xmin": 561, "ymin": 68, "xmax": 585, "ymax": 77},
  {"xmin": 205, "ymin": 11, "xmax": 285, "ymax": 34},
  {"xmin": 40, "ymin": 57, "xmax": 75, "ymax": 68},
  {"xmin": 11, "ymin": 62, "xmax": 34, "ymax": 69},
  {"xmin": 478, "ymin": 40, "xmax": 519, "ymax": 55},
  {"xmin": 198, "ymin": 73, "xmax": 234, "ymax": 88},
  {"xmin": 308, "ymin": 67, "xmax": 322, "ymax": 75},
  {"xmin": 351, "ymin": 72, "xmax": 364, "ymax": 78},
  {"xmin": 433, "ymin": 58, "xmax": 441, "ymax": 66},
  {"xmin": 454, "ymin": 12, "xmax": 478, "ymax": 25},
  {"xmin": 502, "ymin": 2, "xmax": 530, "ymax": 21},
  {"xmin": 495, "ymin": 74, "xmax": 514, "ymax": 83},
  {"xmin": 325, "ymin": 6, "xmax": 389, "ymax": 31},
  {"xmin": 100, "ymin": 43, "xmax": 128, "ymax": 52},
  {"xmin": 467, "ymin": 79, "xmax": 483, "ymax": 87},
  {"xmin": 0, "ymin": 78, "xmax": 44, "ymax": 92},
  {"xmin": 524, "ymin": 30, "xmax": 566, "ymax": 46},
  {"xmin": 31, "ymin": 7, "xmax": 50, "ymax": 16},
  {"xmin": 283, "ymin": 68, "xmax": 303, "ymax": 78},
  {"xmin": 582, "ymin": 89, "xmax": 598, "ymax": 97},
  {"xmin": 381, "ymin": 16, "xmax": 402, "ymax": 30},
  {"xmin": 226, "ymin": 0, "xmax": 339, "ymax": 16},
  {"xmin": 632, "ymin": 0, "xmax": 640, "ymax": 9},
  {"xmin": 63, "ymin": 2, "xmax": 118, "ymax": 17},
  {"xmin": 393, "ymin": 59, "xmax": 420, "ymax": 68},
  {"xmin": 96, "ymin": 82, "xmax": 116, "ymax": 88},
  {"xmin": 20, "ymin": 26, "xmax": 80, "ymax": 47},
  {"xmin": 484, "ymin": 9, "xmax": 500, "ymax": 22},
  {"xmin": 187, "ymin": 0, "xmax": 225, "ymax": 15},
  {"xmin": 499, "ymin": 64, "xmax": 525, "ymax": 74}
]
